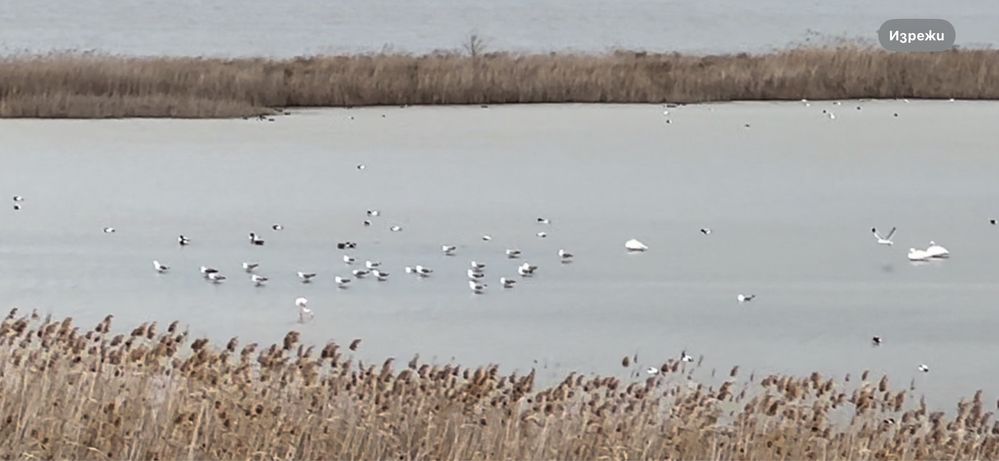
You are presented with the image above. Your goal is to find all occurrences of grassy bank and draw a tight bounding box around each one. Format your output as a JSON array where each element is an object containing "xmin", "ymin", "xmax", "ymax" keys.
[
  {"xmin": 1, "ymin": 46, "xmax": 999, "ymax": 118},
  {"xmin": 0, "ymin": 310, "xmax": 996, "ymax": 460}
]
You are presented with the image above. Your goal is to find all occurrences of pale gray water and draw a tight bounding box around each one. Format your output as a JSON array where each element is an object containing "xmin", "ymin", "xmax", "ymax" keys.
[
  {"xmin": 0, "ymin": 1, "xmax": 996, "ymax": 56},
  {"xmin": 1, "ymin": 101, "xmax": 998, "ymax": 407}
]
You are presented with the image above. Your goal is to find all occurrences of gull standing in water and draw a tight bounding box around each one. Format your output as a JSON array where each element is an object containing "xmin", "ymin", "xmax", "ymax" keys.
[
  {"xmin": 352, "ymin": 269, "xmax": 370, "ymax": 278},
  {"xmin": 872, "ymin": 227, "xmax": 896, "ymax": 246},
  {"xmin": 200, "ymin": 266, "xmax": 219, "ymax": 278},
  {"xmin": 737, "ymin": 294, "xmax": 756, "ymax": 303},
  {"xmin": 296, "ymin": 297, "xmax": 313, "ymax": 323},
  {"xmin": 468, "ymin": 280, "xmax": 487, "ymax": 294},
  {"xmin": 537, "ymin": 232, "xmax": 548, "ymax": 238},
  {"xmin": 334, "ymin": 276, "xmax": 352, "ymax": 288},
  {"xmin": 366, "ymin": 210, "xmax": 380, "ymax": 217},
  {"xmin": 442, "ymin": 245, "xmax": 457, "ymax": 256},
  {"xmin": 152, "ymin": 260, "xmax": 169, "ymax": 273},
  {"xmin": 624, "ymin": 239, "xmax": 648, "ymax": 252},
  {"xmin": 537, "ymin": 217, "xmax": 551, "ymax": 224},
  {"xmin": 297, "ymin": 272, "xmax": 317, "ymax": 283},
  {"xmin": 372, "ymin": 270, "xmax": 390, "ymax": 281},
  {"xmin": 271, "ymin": 224, "xmax": 284, "ymax": 231},
  {"xmin": 250, "ymin": 274, "xmax": 269, "ymax": 286},
  {"xmin": 467, "ymin": 269, "xmax": 484, "ymax": 280},
  {"xmin": 12, "ymin": 195, "xmax": 23, "ymax": 202},
  {"xmin": 558, "ymin": 249, "xmax": 574, "ymax": 262},
  {"xmin": 500, "ymin": 277, "xmax": 517, "ymax": 288},
  {"xmin": 103, "ymin": 227, "xmax": 116, "ymax": 234},
  {"xmin": 248, "ymin": 233, "xmax": 265, "ymax": 246},
  {"xmin": 700, "ymin": 228, "xmax": 712, "ymax": 236},
  {"xmin": 365, "ymin": 260, "xmax": 381, "ymax": 269},
  {"xmin": 470, "ymin": 261, "xmax": 486, "ymax": 271},
  {"xmin": 506, "ymin": 249, "xmax": 522, "ymax": 259},
  {"xmin": 208, "ymin": 272, "xmax": 227, "ymax": 284},
  {"xmin": 518, "ymin": 262, "xmax": 538, "ymax": 277},
  {"xmin": 390, "ymin": 225, "xmax": 403, "ymax": 232},
  {"xmin": 242, "ymin": 262, "xmax": 259, "ymax": 273},
  {"xmin": 415, "ymin": 265, "xmax": 433, "ymax": 277},
  {"xmin": 343, "ymin": 255, "xmax": 356, "ymax": 265}
]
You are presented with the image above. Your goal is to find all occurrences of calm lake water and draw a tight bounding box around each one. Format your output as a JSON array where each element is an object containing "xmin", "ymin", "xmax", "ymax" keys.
[
  {"xmin": 1, "ymin": 101, "xmax": 998, "ymax": 407},
  {"xmin": 0, "ymin": 1, "xmax": 996, "ymax": 56}
]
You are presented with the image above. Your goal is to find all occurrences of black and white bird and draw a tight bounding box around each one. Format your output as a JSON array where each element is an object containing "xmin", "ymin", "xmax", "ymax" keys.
[
  {"xmin": 500, "ymin": 277, "xmax": 517, "ymax": 288},
  {"xmin": 646, "ymin": 367, "xmax": 660, "ymax": 376},
  {"xmin": 336, "ymin": 242, "xmax": 357, "ymax": 250},
  {"xmin": 356, "ymin": 164, "xmax": 365, "ymax": 170},
  {"xmin": 334, "ymin": 276, "xmax": 352, "ymax": 288},
  {"xmin": 363, "ymin": 220, "xmax": 372, "ymax": 227},
  {"xmin": 872, "ymin": 227, "xmax": 896, "ymax": 246},
  {"xmin": 537, "ymin": 217, "xmax": 550, "ymax": 224},
  {"xmin": 680, "ymin": 350, "xmax": 694, "ymax": 363},
  {"xmin": 103, "ymin": 227, "xmax": 116, "ymax": 234},
  {"xmin": 271, "ymin": 224, "xmax": 284, "ymax": 231},
  {"xmin": 558, "ymin": 249, "xmax": 574, "ymax": 262},
  {"xmin": 442, "ymin": 245, "xmax": 457, "ymax": 256},
  {"xmin": 468, "ymin": 280, "xmax": 487, "ymax": 294},
  {"xmin": 415, "ymin": 265, "xmax": 433, "ymax": 276},
  {"xmin": 506, "ymin": 249, "xmax": 522, "ymax": 259},
  {"xmin": 352, "ymin": 269, "xmax": 370, "ymax": 278},
  {"xmin": 200, "ymin": 266, "xmax": 219, "ymax": 278},
  {"xmin": 518, "ymin": 262, "xmax": 538, "ymax": 277},
  {"xmin": 12, "ymin": 195, "xmax": 23, "ymax": 202},
  {"xmin": 13, "ymin": 203, "xmax": 20, "ymax": 211},
  {"xmin": 470, "ymin": 261, "xmax": 486, "ymax": 271},
  {"xmin": 248, "ymin": 232, "xmax": 265, "ymax": 246},
  {"xmin": 737, "ymin": 294, "xmax": 756, "ymax": 303},
  {"xmin": 250, "ymin": 274, "xmax": 269, "ymax": 286},
  {"xmin": 467, "ymin": 269, "xmax": 485, "ymax": 280},
  {"xmin": 481, "ymin": 234, "xmax": 492, "ymax": 241},
  {"xmin": 242, "ymin": 262, "xmax": 259, "ymax": 273},
  {"xmin": 917, "ymin": 364, "xmax": 930, "ymax": 373},
  {"xmin": 389, "ymin": 225, "xmax": 402, "ymax": 232},
  {"xmin": 366, "ymin": 210, "xmax": 380, "ymax": 217},
  {"xmin": 152, "ymin": 260, "xmax": 169, "ymax": 273},
  {"xmin": 343, "ymin": 255, "xmax": 356, "ymax": 265},
  {"xmin": 700, "ymin": 228, "xmax": 712, "ymax": 236},
  {"xmin": 178, "ymin": 235, "xmax": 191, "ymax": 246},
  {"xmin": 372, "ymin": 270, "xmax": 390, "ymax": 281},
  {"xmin": 536, "ymin": 232, "xmax": 548, "ymax": 238},
  {"xmin": 365, "ymin": 260, "xmax": 381, "ymax": 269},
  {"xmin": 208, "ymin": 272, "xmax": 227, "ymax": 284},
  {"xmin": 871, "ymin": 336, "xmax": 882, "ymax": 346},
  {"xmin": 990, "ymin": 218, "xmax": 996, "ymax": 225},
  {"xmin": 297, "ymin": 272, "xmax": 317, "ymax": 283}
]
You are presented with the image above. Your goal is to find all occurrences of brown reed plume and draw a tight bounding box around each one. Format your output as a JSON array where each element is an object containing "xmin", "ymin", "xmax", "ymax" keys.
[
  {"xmin": 0, "ymin": 309, "xmax": 997, "ymax": 460},
  {"xmin": 2, "ymin": 44, "xmax": 999, "ymax": 118}
]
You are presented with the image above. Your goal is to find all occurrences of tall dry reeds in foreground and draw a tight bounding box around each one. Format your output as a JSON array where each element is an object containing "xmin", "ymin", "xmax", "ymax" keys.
[
  {"xmin": 2, "ymin": 45, "xmax": 999, "ymax": 118},
  {"xmin": 1, "ymin": 309, "xmax": 998, "ymax": 460}
]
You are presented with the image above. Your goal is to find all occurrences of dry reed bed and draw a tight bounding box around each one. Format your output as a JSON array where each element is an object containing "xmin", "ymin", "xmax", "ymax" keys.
[
  {"xmin": 2, "ymin": 46, "xmax": 999, "ymax": 118},
  {"xmin": 0, "ymin": 309, "xmax": 997, "ymax": 460}
]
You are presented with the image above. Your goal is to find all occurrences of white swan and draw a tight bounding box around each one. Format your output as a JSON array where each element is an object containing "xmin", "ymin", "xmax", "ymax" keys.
[
  {"xmin": 907, "ymin": 247, "xmax": 931, "ymax": 261},
  {"xmin": 624, "ymin": 239, "xmax": 648, "ymax": 252},
  {"xmin": 925, "ymin": 241, "xmax": 949, "ymax": 258},
  {"xmin": 500, "ymin": 277, "xmax": 517, "ymax": 288}
]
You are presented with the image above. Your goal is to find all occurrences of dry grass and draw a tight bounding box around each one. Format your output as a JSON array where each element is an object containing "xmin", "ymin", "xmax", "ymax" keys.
[
  {"xmin": 2, "ymin": 45, "xmax": 999, "ymax": 118},
  {"xmin": 1, "ymin": 309, "xmax": 997, "ymax": 460}
]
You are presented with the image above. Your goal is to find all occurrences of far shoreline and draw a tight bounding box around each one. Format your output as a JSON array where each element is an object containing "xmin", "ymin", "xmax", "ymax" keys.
[{"xmin": 2, "ymin": 45, "xmax": 998, "ymax": 118}]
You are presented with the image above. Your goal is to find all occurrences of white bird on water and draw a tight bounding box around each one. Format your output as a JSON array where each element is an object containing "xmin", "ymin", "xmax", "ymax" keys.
[
  {"xmin": 482, "ymin": 235, "xmax": 493, "ymax": 241},
  {"xmin": 646, "ymin": 367, "xmax": 659, "ymax": 376},
  {"xmin": 366, "ymin": 210, "xmax": 380, "ymax": 217},
  {"xmin": 415, "ymin": 265, "xmax": 433, "ymax": 276},
  {"xmin": 296, "ymin": 297, "xmax": 313, "ymax": 323},
  {"xmin": 390, "ymin": 225, "xmax": 403, "ymax": 232},
  {"xmin": 518, "ymin": 262, "xmax": 538, "ymax": 277},
  {"xmin": 470, "ymin": 261, "xmax": 486, "ymax": 271},
  {"xmin": 537, "ymin": 231, "xmax": 548, "ymax": 238},
  {"xmin": 208, "ymin": 272, "xmax": 227, "ymax": 284},
  {"xmin": 737, "ymin": 294, "xmax": 756, "ymax": 303},
  {"xmin": 297, "ymin": 272, "xmax": 317, "ymax": 283},
  {"xmin": 537, "ymin": 217, "xmax": 551, "ymax": 224},
  {"xmin": 558, "ymin": 249, "xmax": 574, "ymax": 262},
  {"xmin": 372, "ymin": 269, "xmax": 390, "ymax": 281},
  {"xmin": 250, "ymin": 274, "xmax": 269, "ymax": 286},
  {"xmin": 918, "ymin": 363, "xmax": 930, "ymax": 373},
  {"xmin": 334, "ymin": 276, "xmax": 352, "ymax": 288},
  {"xmin": 271, "ymin": 224, "xmax": 284, "ymax": 231},
  {"xmin": 872, "ymin": 227, "xmax": 896, "ymax": 246},
  {"xmin": 12, "ymin": 195, "xmax": 23, "ymax": 202},
  {"xmin": 343, "ymin": 255, "xmax": 356, "ymax": 265},
  {"xmin": 152, "ymin": 260, "xmax": 169, "ymax": 273},
  {"xmin": 700, "ymin": 228, "xmax": 712, "ymax": 236},
  {"xmin": 352, "ymin": 269, "xmax": 370, "ymax": 278},
  {"xmin": 467, "ymin": 269, "xmax": 484, "ymax": 280},
  {"xmin": 468, "ymin": 280, "xmax": 487, "ymax": 294},
  {"xmin": 365, "ymin": 260, "xmax": 381, "ymax": 269},
  {"xmin": 242, "ymin": 262, "xmax": 259, "ymax": 273},
  {"xmin": 907, "ymin": 247, "xmax": 931, "ymax": 262},
  {"xmin": 680, "ymin": 350, "xmax": 694, "ymax": 363},
  {"xmin": 442, "ymin": 245, "xmax": 457, "ymax": 256},
  {"xmin": 625, "ymin": 239, "xmax": 648, "ymax": 252},
  {"xmin": 200, "ymin": 266, "xmax": 219, "ymax": 278},
  {"xmin": 248, "ymin": 232, "xmax": 264, "ymax": 246},
  {"xmin": 506, "ymin": 249, "xmax": 522, "ymax": 259},
  {"xmin": 500, "ymin": 277, "xmax": 517, "ymax": 288},
  {"xmin": 925, "ymin": 241, "xmax": 950, "ymax": 258},
  {"xmin": 103, "ymin": 227, "xmax": 116, "ymax": 234}
]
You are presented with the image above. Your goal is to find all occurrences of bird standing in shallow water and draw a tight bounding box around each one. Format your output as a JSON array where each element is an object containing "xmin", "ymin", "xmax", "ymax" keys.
[
  {"xmin": 152, "ymin": 260, "xmax": 169, "ymax": 273},
  {"xmin": 298, "ymin": 272, "xmax": 317, "ymax": 283},
  {"xmin": 737, "ymin": 294, "xmax": 755, "ymax": 303},
  {"xmin": 248, "ymin": 233, "xmax": 264, "ymax": 246}
]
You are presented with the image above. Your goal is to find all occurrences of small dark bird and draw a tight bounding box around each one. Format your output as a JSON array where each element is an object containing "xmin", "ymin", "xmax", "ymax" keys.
[
  {"xmin": 872, "ymin": 336, "xmax": 882, "ymax": 346},
  {"xmin": 178, "ymin": 235, "xmax": 191, "ymax": 246},
  {"xmin": 700, "ymin": 228, "xmax": 712, "ymax": 235},
  {"xmin": 248, "ymin": 232, "xmax": 264, "ymax": 246},
  {"xmin": 990, "ymin": 219, "xmax": 996, "ymax": 225},
  {"xmin": 349, "ymin": 339, "xmax": 362, "ymax": 351},
  {"xmin": 13, "ymin": 203, "xmax": 20, "ymax": 211}
]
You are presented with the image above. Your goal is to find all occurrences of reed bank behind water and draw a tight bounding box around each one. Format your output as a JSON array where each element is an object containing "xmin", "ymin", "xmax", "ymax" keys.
[{"xmin": 1, "ymin": 46, "xmax": 998, "ymax": 118}]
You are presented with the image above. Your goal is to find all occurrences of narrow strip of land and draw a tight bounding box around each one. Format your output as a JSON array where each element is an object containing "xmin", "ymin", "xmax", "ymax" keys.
[{"xmin": 1, "ymin": 46, "xmax": 998, "ymax": 118}]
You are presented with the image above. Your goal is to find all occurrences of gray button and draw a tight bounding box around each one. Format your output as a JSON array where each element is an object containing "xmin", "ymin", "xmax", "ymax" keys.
[{"xmin": 879, "ymin": 19, "xmax": 955, "ymax": 52}]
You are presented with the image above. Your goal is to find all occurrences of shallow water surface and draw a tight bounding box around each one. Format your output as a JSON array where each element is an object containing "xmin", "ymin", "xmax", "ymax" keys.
[{"xmin": 1, "ymin": 101, "xmax": 998, "ymax": 407}]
